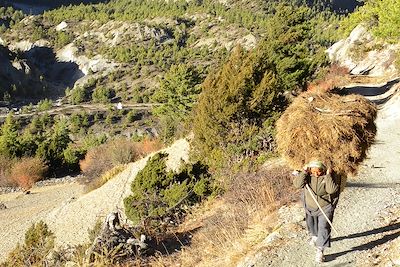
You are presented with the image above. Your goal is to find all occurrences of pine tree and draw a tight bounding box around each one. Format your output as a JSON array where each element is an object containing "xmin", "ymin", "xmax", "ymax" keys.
[
  {"xmin": 0, "ymin": 114, "xmax": 20, "ymax": 157},
  {"xmin": 192, "ymin": 45, "xmax": 286, "ymax": 166}
]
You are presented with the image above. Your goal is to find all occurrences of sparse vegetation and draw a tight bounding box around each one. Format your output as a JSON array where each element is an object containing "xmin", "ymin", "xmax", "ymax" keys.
[
  {"xmin": 10, "ymin": 157, "xmax": 48, "ymax": 191},
  {"xmin": 158, "ymin": 165, "xmax": 296, "ymax": 266},
  {"xmin": 2, "ymin": 221, "xmax": 55, "ymax": 267},
  {"xmin": 124, "ymin": 152, "xmax": 214, "ymax": 225}
]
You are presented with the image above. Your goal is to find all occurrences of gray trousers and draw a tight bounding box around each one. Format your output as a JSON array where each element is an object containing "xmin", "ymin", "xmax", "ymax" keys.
[{"xmin": 304, "ymin": 203, "xmax": 335, "ymax": 249}]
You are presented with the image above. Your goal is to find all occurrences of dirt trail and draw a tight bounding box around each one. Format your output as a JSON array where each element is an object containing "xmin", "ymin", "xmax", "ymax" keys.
[
  {"xmin": 242, "ymin": 80, "xmax": 400, "ymax": 266},
  {"xmin": 0, "ymin": 183, "xmax": 84, "ymax": 260}
]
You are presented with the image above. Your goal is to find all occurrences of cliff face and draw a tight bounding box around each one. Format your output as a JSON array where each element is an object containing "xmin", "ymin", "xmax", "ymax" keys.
[
  {"xmin": 0, "ymin": 42, "xmax": 86, "ymax": 104},
  {"xmin": 0, "ymin": 44, "xmax": 47, "ymax": 102}
]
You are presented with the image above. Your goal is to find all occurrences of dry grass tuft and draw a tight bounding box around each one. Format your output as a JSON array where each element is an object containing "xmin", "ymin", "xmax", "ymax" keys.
[
  {"xmin": 10, "ymin": 157, "xmax": 48, "ymax": 191},
  {"xmin": 157, "ymin": 166, "xmax": 296, "ymax": 267},
  {"xmin": 307, "ymin": 64, "xmax": 350, "ymax": 92},
  {"xmin": 276, "ymin": 91, "xmax": 377, "ymax": 184},
  {"xmin": 80, "ymin": 138, "xmax": 162, "ymax": 192}
]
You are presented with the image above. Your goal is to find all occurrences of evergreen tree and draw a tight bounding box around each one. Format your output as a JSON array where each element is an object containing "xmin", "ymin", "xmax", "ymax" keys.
[
  {"xmin": 192, "ymin": 45, "xmax": 286, "ymax": 166},
  {"xmin": 152, "ymin": 64, "xmax": 201, "ymax": 120},
  {"xmin": 0, "ymin": 114, "xmax": 20, "ymax": 157}
]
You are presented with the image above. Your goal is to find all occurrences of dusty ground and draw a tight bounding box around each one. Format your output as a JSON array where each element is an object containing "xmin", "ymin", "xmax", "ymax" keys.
[
  {"xmin": 238, "ymin": 79, "xmax": 400, "ymax": 267},
  {"xmin": 0, "ymin": 183, "xmax": 84, "ymax": 260},
  {"xmin": 0, "ymin": 138, "xmax": 189, "ymax": 261}
]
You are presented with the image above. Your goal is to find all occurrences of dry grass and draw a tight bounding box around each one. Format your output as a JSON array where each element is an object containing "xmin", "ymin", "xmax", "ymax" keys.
[
  {"xmin": 134, "ymin": 138, "xmax": 162, "ymax": 156},
  {"xmin": 276, "ymin": 91, "xmax": 377, "ymax": 183},
  {"xmin": 9, "ymin": 157, "xmax": 48, "ymax": 191},
  {"xmin": 149, "ymin": 166, "xmax": 296, "ymax": 267},
  {"xmin": 83, "ymin": 164, "xmax": 127, "ymax": 193},
  {"xmin": 80, "ymin": 138, "xmax": 139, "ymax": 180},
  {"xmin": 307, "ymin": 64, "xmax": 350, "ymax": 92},
  {"xmin": 80, "ymin": 138, "xmax": 162, "ymax": 192}
]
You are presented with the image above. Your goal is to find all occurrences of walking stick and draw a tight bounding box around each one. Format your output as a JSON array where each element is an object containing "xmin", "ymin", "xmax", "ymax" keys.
[{"xmin": 305, "ymin": 184, "xmax": 339, "ymax": 236}]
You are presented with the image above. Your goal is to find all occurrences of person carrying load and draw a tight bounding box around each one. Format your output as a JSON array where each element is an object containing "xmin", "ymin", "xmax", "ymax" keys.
[{"xmin": 293, "ymin": 160, "xmax": 339, "ymax": 263}]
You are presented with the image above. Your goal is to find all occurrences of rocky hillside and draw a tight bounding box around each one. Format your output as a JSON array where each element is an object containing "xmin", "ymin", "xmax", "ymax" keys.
[
  {"xmin": 328, "ymin": 25, "xmax": 399, "ymax": 78},
  {"xmin": 1, "ymin": 0, "xmax": 400, "ymax": 266}
]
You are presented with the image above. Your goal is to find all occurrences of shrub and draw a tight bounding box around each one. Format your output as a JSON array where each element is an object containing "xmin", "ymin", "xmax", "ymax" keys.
[
  {"xmin": 192, "ymin": 46, "xmax": 286, "ymax": 168},
  {"xmin": 0, "ymin": 155, "xmax": 14, "ymax": 187},
  {"xmin": 92, "ymin": 86, "xmax": 114, "ymax": 103},
  {"xmin": 37, "ymin": 98, "xmax": 53, "ymax": 111},
  {"xmin": 70, "ymin": 86, "xmax": 87, "ymax": 104},
  {"xmin": 133, "ymin": 138, "xmax": 162, "ymax": 156},
  {"xmin": 124, "ymin": 152, "xmax": 213, "ymax": 224},
  {"xmin": 0, "ymin": 113, "xmax": 20, "ymax": 158},
  {"xmin": 10, "ymin": 157, "xmax": 48, "ymax": 191},
  {"xmin": 80, "ymin": 138, "xmax": 139, "ymax": 183},
  {"xmin": 84, "ymin": 164, "xmax": 127, "ymax": 192},
  {"xmin": 3, "ymin": 221, "xmax": 55, "ymax": 266},
  {"xmin": 307, "ymin": 64, "xmax": 350, "ymax": 92},
  {"xmin": 125, "ymin": 110, "xmax": 137, "ymax": 123}
]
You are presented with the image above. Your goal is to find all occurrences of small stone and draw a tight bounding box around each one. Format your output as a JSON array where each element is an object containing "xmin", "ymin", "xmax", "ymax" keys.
[{"xmin": 264, "ymin": 232, "xmax": 282, "ymax": 244}]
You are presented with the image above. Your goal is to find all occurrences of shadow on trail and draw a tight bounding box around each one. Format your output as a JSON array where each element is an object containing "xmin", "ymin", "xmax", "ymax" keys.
[
  {"xmin": 325, "ymin": 223, "xmax": 400, "ymax": 262},
  {"xmin": 341, "ymin": 78, "xmax": 400, "ymax": 105},
  {"xmin": 343, "ymin": 79, "xmax": 399, "ymax": 97},
  {"xmin": 346, "ymin": 182, "xmax": 400, "ymax": 188}
]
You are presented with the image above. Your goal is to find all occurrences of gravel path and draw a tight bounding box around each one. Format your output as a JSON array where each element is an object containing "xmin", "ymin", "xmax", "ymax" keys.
[
  {"xmin": 239, "ymin": 82, "xmax": 400, "ymax": 267},
  {"xmin": 0, "ymin": 183, "xmax": 84, "ymax": 260}
]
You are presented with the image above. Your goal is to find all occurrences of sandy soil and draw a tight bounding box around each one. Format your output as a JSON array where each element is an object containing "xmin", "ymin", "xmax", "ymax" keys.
[{"xmin": 0, "ymin": 183, "xmax": 84, "ymax": 260}]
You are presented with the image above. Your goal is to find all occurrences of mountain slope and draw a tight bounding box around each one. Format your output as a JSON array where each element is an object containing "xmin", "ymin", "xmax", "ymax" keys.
[{"xmin": 0, "ymin": 138, "xmax": 189, "ymax": 260}]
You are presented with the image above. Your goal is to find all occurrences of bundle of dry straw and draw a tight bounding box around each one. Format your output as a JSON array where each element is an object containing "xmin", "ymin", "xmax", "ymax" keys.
[{"xmin": 276, "ymin": 91, "xmax": 377, "ymax": 187}]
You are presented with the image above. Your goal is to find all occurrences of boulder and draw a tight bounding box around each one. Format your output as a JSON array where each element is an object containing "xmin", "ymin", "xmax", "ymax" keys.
[
  {"xmin": 56, "ymin": 21, "xmax": 68, "ymax": 32},
  {"xmin": 86, "ymin": 211, "xmax": 147, "ymax": 263}
]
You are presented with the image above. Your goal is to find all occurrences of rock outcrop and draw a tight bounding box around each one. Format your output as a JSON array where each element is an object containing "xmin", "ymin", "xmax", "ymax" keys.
[
  {"xmin": 57, "ymin": 43, "xmax": 117, "ymax": 76},
  {"xmin": 327, "ymin": 25, "xmax": 399, "ymax": 77}
]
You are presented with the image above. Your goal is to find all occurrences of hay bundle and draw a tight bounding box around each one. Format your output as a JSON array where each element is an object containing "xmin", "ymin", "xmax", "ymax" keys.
[{"xmin": 276, "ymin": 91, "xmax": 377, "ymax": 188}]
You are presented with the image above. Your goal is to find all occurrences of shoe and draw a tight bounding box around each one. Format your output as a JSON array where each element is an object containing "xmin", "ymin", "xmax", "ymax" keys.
[
  {"xmin": 315, "ymin": 247, "xmax": 325, "ymax": 263},
  {"xmin": 309, "ymin": 235, "xmax": 317, "ymax": 246}
]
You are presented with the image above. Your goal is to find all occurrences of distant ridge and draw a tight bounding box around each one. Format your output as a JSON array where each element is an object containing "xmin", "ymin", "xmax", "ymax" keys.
[{"xmin": 306, "ymin": 0, "xmax": 362, "ymax": 13}]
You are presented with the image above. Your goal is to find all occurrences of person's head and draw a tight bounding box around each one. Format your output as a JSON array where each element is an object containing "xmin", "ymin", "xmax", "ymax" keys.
[
  {"xmin": 310, "ymin": 167, "xmax": 324, "ymax": 177},
  {"xmin": 307, "ymin": 160, "xmax": 326, "ymax": 177}
]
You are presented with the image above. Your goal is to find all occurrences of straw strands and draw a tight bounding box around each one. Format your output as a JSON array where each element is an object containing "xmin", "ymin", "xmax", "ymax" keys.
[{"xmin": 276, "ymin": 92, "xmax": 377, "ymax": 181}]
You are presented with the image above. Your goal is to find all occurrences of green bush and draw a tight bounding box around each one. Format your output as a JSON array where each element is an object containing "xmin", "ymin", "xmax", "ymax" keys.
[
  {"xmin": 92, "ymin": 86, "xmax": 114, "ymax": 103},
  {"xmin": 3, "ymin": 221, "xmax": 54, "ymax": 266},
  {"xmin": 70, "ymin": 86, "xmax": 88, "ymax": 104},
  {"xmin": 124, "ymin": 153, "xmax": 213, "ymax": 224},
  {"xmin": 192, "ymin": 45, "xmax": 286, "ymax": 168},
  {"xmin": 340, "ymin": 0, "xmax": 400, "ymax": 43},
  {"xmin": 37, "ymin": 98, "xmax": 53, "ymax": 111}
]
